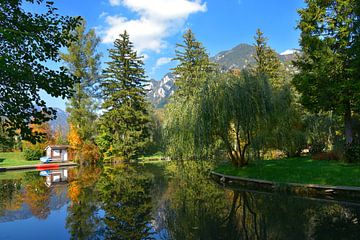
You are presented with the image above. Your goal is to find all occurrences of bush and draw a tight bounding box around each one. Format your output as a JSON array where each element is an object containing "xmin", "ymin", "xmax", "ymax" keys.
[
  {"xmin": 24, "ymin": 148, "xmax": 43, "ymax": 161},
  {"xmin": 344, "ymin": 141, "xmax": 360, "ymax": 163},
  {"xmin": 311, "ymin": 151, "xmax": 340, "ymax": 161}
]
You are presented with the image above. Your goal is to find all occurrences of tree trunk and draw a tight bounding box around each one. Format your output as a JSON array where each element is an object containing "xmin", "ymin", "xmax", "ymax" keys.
[{"xmin": 344, "ymin": 101, "xmax": 353, "ymax": 145}]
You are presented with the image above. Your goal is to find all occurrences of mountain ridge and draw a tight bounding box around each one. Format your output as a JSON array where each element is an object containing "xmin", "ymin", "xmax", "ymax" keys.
[{"xmin": 147, "ymin": 43, "xmax": 298, "ymax": 108}]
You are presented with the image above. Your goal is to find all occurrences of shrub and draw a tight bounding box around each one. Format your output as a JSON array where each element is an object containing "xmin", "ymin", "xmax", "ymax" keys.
[
  {"xmin": 23, "ymin": 148, "xmax": 43, "ymax": 161},
  {"xmin": 344, "ymin": 141, "xmax": 360, "ymax": 163},
  {"xmin": 311, "ymin": 151, "xmax": 340, "ymax": 161}
]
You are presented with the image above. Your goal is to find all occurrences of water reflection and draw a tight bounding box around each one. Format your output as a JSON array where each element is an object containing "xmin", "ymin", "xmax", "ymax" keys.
[{"xmin": 0, "ymin": 163, "xmax": 359, "ymax": 239}]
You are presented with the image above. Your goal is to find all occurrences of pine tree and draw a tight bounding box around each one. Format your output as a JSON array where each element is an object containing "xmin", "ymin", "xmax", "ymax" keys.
[
  {"xmin": 97, "ymin": 31, "xmax": 150, "ymax": 160},
  {"xmin": 253, "ymin": 29, "xmax": 284, "ymax": 88},
  {"xmin": 61, "ymin": 19, "xmax": 100, "ymax": 148},
  {"xmin": 172, "ymin": 29, "xmax": 214, "ymax": 100},
  {"xmin": 293, "ymin": 0, "xmax": 360, "ymax": 149}
]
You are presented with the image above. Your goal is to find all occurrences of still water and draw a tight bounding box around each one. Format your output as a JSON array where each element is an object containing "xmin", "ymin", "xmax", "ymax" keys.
[{"xmin": 0, "ymin": 162, "xmax": 359, "ymax": 240}]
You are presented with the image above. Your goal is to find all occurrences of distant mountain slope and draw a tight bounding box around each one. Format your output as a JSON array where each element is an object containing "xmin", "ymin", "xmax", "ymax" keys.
[
  {"xmin": 147, "ymin": 43, "xmax": 299, "ymax": 108},
  {"xmin": 211, "ymin": 43, "xmax": 257, "ymax": 70},
  {"xmin": 49, "ymin": 107, "xmax": 69, "ymax": 135},
  {"xmin": 147, "ymin": 73, "xmax": 176, "ymax": 108}
]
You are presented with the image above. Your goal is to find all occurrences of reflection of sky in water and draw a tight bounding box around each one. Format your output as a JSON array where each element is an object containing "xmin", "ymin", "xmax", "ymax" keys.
[{"xmin": 0, "ymin": 204, "xmax": 70, "ymax": 240}]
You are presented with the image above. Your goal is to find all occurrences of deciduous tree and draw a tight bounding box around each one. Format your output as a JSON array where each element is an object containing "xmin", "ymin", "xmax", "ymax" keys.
[{"xmin": 0, "ymin": 0, "xmax": 79, "ymax": 142}]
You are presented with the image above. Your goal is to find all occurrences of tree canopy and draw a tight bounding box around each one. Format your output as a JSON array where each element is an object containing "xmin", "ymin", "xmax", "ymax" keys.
[
  {"xmin": 294, "ymin": 0, "xmax": 360, "ymax": 147},
  {"xmin": 0, "ymin": 0, "xmax": 79, "ymax": 143},
  {"xmin": 97, "ymin": 31, "xmax": 150, "ymax": 160}
]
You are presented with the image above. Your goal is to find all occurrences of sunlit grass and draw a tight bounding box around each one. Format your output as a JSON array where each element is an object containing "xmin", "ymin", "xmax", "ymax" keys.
[
  {"xmin": 0, "ymin": 152, "xmax": 39, "ymax": 168},
  {"xmin": 214, "ymin": 157, "xmax": 360, "ymax": 187}
]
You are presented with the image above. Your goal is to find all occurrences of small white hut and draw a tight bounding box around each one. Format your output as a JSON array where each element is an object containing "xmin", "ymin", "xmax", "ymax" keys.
[{"xmin": 44, "ymin": 145, "xmax": 69, "ymax": 162}]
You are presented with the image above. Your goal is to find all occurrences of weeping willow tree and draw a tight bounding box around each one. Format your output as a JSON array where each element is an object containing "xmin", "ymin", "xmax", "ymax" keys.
[{"xmin": 195, "ymin": 71, "xmax": 273, "ymax": 167}]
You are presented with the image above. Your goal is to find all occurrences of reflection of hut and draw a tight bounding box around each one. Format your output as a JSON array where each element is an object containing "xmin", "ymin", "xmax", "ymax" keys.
[
  {"xmin": 41, "ymin": 169, "xmax": 68, "ymax": 187},
  {"xmin": 45, "ymin": 145, "xmax": 69, "ymax": 162}
]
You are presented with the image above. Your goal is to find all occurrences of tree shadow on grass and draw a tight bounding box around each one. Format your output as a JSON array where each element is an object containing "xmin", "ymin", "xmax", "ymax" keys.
[{"xmin": 0, "ymin": 158, "xmax": 4, "ymax": 163}]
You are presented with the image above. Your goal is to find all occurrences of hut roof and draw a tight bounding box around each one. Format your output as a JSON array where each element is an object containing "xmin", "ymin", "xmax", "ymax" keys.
[{"xmin": 45, "ymin": 145, "xmax": 70, "ymax": 150}]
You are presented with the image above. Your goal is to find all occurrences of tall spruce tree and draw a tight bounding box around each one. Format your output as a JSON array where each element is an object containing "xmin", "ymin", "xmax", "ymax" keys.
[
  {"xmin": 294, "ymin": 0, "xmax": 360, "ymax": 150},
  {"xmin": 61, "ymin": 19, "xmax": 100, "ymax": 147},
  {"xmin": 172, "ymin": 29, "xmax": 213, "ymax": 100},
  {"xmin": 164, "ymin": 29, "xmax": 213, "ymax": 160},
  {"xmin": 253, "ymin": 29, "xmax": 284, "ymax": 87},
  {"xmin": 97, "ymin": 31, "xmax": 150, "ymax": 160}
]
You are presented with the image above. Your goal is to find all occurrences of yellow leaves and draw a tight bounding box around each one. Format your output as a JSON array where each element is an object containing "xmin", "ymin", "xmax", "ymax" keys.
[{"xmin": 68, "ymin": 124, "xmax": 82, "ymax": 148}]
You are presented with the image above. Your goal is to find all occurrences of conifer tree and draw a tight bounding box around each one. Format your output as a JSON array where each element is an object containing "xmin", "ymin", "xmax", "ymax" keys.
[
  {"xmin": 172, "ymin": 29, "xmax": 214, "ymax": 100},
  {"xmin": 294, "ymin": 0, "xmax": 360, "ymax": 151},
  {"xmin": 253, "ymin": 29, "xmax": 284, "ymax": 88},
  {"xmin": 97, "ymin": 31, "xmax": 150, "ymax": 160},
  {"xmin": 61, "ymin": 19, "xmax": 100, "ymax": 147}
]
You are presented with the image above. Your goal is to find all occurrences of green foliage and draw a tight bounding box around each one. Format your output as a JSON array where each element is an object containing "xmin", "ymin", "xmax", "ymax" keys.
[
  {"xmin": 172, "ymin": 29, "xmax": 214, "ymax": 99},
  {"xmin": 304, "ymin": 112, "xmax": 338, "ymax": 154},
  {"xmin": 196, "ymin": 71, "xmax": 273, "ymax": 166},
  {"xmin": 97, "ymin": 31, "xmax": 150, "ymax": 160},
  {"xmin": 0, "ymin": 119, "xmax": 16, "ymax": 151},
  {"xmin": 294, "ymin": 0, "xmax": 360, "ymax": 146},
  {"xmin": 0, "ymin": 0, "xmax": 80, "ymax": 143},
  {"xmin": 96, "ymin": 166, "xmax": 153, "ymax": 239},
  {"xmin": 61, "ymin": 19, "xmax": 101, "ymax": 147},
  {"xmin": 253, "ymin": 29, "xmax": 284, "ymax": 87},
  {"xmin": 165, "ymin": 29, "xmax": 213, "ymax": 160},
  {"xmin": 268, "ymin": 86, "xmax": 307, "ymax": 157},
  {"xmin": 23, "ymin": 148, "xmax": 43, "ymax": 161}
]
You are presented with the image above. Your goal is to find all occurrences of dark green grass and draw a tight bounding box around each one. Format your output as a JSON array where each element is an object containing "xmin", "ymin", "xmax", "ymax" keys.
[
  {"xmin": 0, "ymin": 152, "xmax": 39, "ymax": 168},
  {"xmin": 214, "ymin": 157, "xmax": 360, "ymax": 187}
]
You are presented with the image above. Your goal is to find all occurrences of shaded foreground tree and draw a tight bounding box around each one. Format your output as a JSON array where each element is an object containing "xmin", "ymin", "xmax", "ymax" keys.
[
  {"xmin": 294, "ymin": 0, "xmax": 360, "ymax": 156},
  {"xmin": 195, "ymin": 71, "xmax": 273, "ymax": 167},
  {"xmin": 0, "ymin": 0, "xmax": 79, "ymax": 142},
  {"xmin": 97, "ymin": 31, "xmax": 150, "ymax": 161}
]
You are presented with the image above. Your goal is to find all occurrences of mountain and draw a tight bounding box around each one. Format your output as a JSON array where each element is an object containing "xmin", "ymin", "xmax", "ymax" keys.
[
  {"xmin": 49, "ymin": 107, "xmax": 69, "ymax": 135},
  {"xmin": 147, "ymin": 73, "xmax": 176, "ymax": 108},
  {"xmin": 147, "ymin": 44, "xmax": 299, "ymax": 108},
  {"xmin": 211, "ymin": 43, "xmax": 257, "ymax": 70}
]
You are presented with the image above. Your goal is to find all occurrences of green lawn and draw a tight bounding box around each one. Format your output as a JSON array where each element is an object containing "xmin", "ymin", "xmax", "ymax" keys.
[
  {"xmin": 214, "ymin": 157, "xmax": 360, "ymax": 187},
  {"xmin": 0, "ymin": 152, "xmax": 39, "ymax": 168}
]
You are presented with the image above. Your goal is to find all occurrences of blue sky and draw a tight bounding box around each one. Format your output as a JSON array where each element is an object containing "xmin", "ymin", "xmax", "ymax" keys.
[{"xmin": 34, "ymin": 0, "xmax": 305, "ymax": 110}]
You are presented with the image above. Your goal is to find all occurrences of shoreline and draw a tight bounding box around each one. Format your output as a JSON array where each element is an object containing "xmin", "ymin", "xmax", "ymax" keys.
[{"xmin": 211, "ymin": 171, "xmax": 360, "ymax": 202}]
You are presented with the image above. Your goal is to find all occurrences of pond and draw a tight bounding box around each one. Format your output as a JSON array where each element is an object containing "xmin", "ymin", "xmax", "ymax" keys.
[{"xmin": 0, "ymin": 162, "xmax": 359, "ymax": 240}]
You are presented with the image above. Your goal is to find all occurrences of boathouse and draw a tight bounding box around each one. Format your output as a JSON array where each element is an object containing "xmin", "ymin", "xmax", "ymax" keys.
[{"xmin": 45, "ymin": 145, "xmax": 69, "ymax": 162}]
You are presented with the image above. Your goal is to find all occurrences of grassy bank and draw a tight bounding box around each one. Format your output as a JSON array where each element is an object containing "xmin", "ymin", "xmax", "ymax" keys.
[
  {"xmin": 214, "ymin": 157, "xmax": 360, "ymax": 187},
  {"xmin": 0, "ymin": 152, "xmax": 39, "ymax": 168}
]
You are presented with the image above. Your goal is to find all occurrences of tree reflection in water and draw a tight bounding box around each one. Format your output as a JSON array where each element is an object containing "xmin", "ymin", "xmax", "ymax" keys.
[
  {"xmin": 0, "ymin": 163, "xmax": 360, "ymax": 239},
  {"xmin": 96, "ymin": 165, "xmax": 154, "ymax": 240},
  {"xmin": 65, "ymin": 164, "xmax": 154, "ymax": 240},
  {"xmin": 157, "ymin": 161, "xmax": 360, "ymax": 240}
]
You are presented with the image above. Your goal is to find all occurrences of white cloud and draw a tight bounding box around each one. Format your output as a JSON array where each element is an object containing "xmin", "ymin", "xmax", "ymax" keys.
[
  {"xmin": 103, "ymin": 0, "xmax": 207, "ymax": 53},
  {"xmin": 280, "ymin": 49, "xmax": 300, "ymax": 55},
  {"xmin": 109, "ymin": 0, "xmax": 121, "ymax": 6},
  {"xmin": 155, "ymin": 57, "xmax": 172, "ymax": 67}
]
